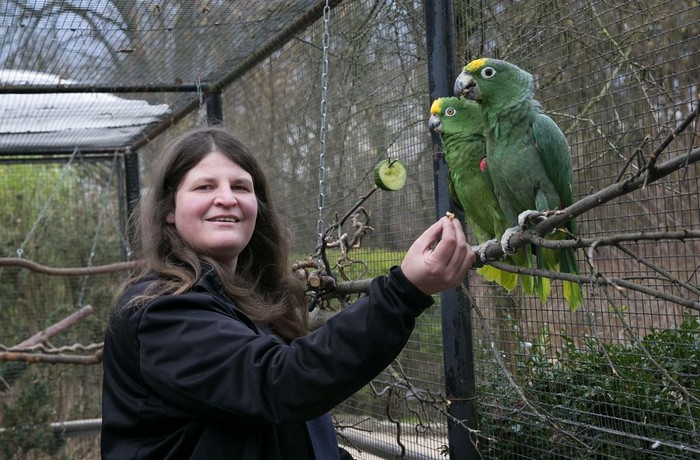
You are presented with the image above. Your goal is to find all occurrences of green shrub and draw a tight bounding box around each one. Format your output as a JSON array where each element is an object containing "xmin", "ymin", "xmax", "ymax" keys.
[
  {"xmin": 0, "ymin": 378, "xmax": 63, "ymax": 460},
  {"xmin": 478, "ymin": 314, "xmax": 700, "ymax": 459}
]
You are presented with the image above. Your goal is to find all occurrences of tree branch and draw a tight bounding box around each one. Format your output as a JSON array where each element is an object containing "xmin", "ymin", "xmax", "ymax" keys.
[
  {"xmin": 0, "ymin": 258, "xmax": 136, "ymax": 276},
  {"xmin": 525, "ymin": 229, "xmax": 700, "ymax": 251},
  {"xmin": 0, "ymin": 350, "xmax": 102, "ymax": 365},
  {"xmin": 14, "ymin": 305, "xmax": 94, "ymax": 350},
  {"xmin": 0, "ymin": 305, "xmax": 100, "ymax": 365},
  {"xmin": 478, "ymin": 146, "xmax": 700, "ymax": 262},
  {"xmin": 488, "ymin": 260, "xmax": 700, "ymax": 312}
]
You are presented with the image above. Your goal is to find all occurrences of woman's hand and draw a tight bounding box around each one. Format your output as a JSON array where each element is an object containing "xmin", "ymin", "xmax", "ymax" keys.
[{"xmin": 399, "ymin": 216, "xmax": 474, "ymax": 295}]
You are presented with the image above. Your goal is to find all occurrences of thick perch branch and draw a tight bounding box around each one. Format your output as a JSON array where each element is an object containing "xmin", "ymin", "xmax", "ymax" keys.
[{"xmin": 478, "ymin": 146, "xmax": 700, "ymax": 262}]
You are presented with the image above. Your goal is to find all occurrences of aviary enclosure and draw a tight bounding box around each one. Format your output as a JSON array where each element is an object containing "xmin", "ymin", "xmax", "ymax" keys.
[{"xmin": 0, "ymin": 1, "xmax": 698, "ymax": 459}]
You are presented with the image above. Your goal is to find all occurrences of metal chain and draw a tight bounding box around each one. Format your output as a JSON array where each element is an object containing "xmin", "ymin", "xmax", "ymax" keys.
[
  {"xmin": 195, "ymin": 77, "xmax": 207, "ymax": 126},
  {"xmin": 77, "ymin": 151, "xmax": 119, "ymax": 307},
  {"xmin": 16, "ymin": 146, "xmax": 80, "ymax": 258},
  {"xmin": 316, "ymin": 0, "xmax": 331, "ymax": 247}
]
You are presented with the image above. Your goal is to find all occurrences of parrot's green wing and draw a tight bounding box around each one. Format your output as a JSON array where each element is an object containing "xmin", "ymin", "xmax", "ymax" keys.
[
  {"xmin": 447, "ymin": 170, "xmax": 463, "ymax": 214},
  {"xmin": 532, "ymin": 112, "xmax": 583, "ymax": 310},
  {"xmin": 532, "ymin": 113, "xmax": 577, "ymax": 233}
]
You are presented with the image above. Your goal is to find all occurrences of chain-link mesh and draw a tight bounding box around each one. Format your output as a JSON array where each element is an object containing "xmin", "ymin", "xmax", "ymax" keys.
[
  {"xmin": 454, "ymin": 0, "xmax": 699, "ymax": 458},
  {"xmin": 1, "ymin": 0, "xmax": 698, "ymax": 459},
  {"xmin": 223, "ymin": 3, "xmax": 443, "ymax": 455}
]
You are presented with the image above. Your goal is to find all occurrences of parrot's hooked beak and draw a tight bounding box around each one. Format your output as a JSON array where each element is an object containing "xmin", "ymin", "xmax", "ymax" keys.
[
  {"xmin": 454, "ymin": 72, "xmax": 481, "ymax": 101},
  {"xmin": 428, "ymin": 114, "xmax": 442, "ymax": 133}
]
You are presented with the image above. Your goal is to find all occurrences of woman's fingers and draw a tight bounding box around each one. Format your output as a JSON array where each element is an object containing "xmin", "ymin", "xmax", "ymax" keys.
[{"xmin": 401, "ymin": 217, "xmax": 475, "ymax": 295}]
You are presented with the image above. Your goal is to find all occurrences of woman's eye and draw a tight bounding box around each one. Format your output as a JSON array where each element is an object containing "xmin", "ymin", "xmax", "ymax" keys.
[{"xmin": 233, "ymin": 181, "xmax": 254, "ymax": 192}]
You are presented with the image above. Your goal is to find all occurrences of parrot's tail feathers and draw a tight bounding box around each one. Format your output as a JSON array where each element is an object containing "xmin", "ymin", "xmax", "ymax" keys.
[
  {"xmin": 520, "ymin": 273, "xmax": 536, "ymax": 296},
  {"xmin": 539, "ymin": 247, "xmax": 559, "ymax": 271},
  {"xmin": 500, "ymin": 270, "xmax": 518, "ymax": 292},
  {"xmin": 527, "ymin": 246, "xmax": 553, "ymax": 303},
  {"xmin": 559, "ymin": 248, "xmax": 580, "ymax": 276},
  {"xmin": 534, "ymin": 275, "xmax": 551, "ymax": 304},
  {"xmin": 564, "ymin": 281, "xmax": 584, "ymax": 311},
  {"xmin": 477, "ymin": 265, "xmax": 518, "ymax": 292},
  {"xmin": 560, "ymin": 248, "xmax": 583, "ymax": 311},
  {"xmin": 508, "ymin": 246, "xmax": 547, "ymax": 300}
]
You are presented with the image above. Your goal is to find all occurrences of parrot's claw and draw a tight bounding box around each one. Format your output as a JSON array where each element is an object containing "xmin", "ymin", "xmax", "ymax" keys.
[
  {"xmin": 517, "ymin": 210, "xmax": 547, "ymax": 227},
  {"xmin": 500, "ymin": 227, "xmax": 521, "ymax": 254},
  {"xmin": 473, "ymin": 238, "xmax": 497, "ymax": 264}
]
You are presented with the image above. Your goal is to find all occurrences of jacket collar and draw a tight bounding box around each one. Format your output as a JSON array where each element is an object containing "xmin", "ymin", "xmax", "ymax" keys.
[{"xmin": 194, "ymin": 261, "xmax": 228, "ymax": 300}]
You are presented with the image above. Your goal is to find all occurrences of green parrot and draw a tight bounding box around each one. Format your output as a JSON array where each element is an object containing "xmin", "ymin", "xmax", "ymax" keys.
[
  {"xmin": 453, "ymin": 58, "xmax": 583, "ymax": 310},
  {"xmin": 429, "ymin": 96, "xmax": 547, "ymax": 299}
]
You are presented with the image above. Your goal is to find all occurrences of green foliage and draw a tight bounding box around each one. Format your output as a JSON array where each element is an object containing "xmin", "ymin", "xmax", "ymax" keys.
[
  {"xmin": 291, "ymin": 248, "xmax": 404, "ymax": 280},
  {"xmin": 321, "ymin": 247, "xmax": 448, "ymax": 420},
  {"xmin": 0, "ymin": 160, "xmax": 123, "ymax": 458},
  {"xmin": 0, "ymin": 379, "xmax": 63, "ymax": 460},
  {"xmin": 478, "ymin": 314, "xmax": 700, "ymax": 459}
]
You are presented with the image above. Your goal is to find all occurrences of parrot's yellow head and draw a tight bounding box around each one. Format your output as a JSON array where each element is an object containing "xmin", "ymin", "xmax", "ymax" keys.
[
  {"xmin": 465, "ymin": 58, "xmax": 489, "ymax": 74},
  {"xmin": 430, "ymin": 99, "xmax": 442, "ymax": 115}
]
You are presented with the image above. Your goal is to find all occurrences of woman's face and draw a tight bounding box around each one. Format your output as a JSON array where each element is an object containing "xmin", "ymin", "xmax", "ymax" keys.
[{"xmin": 166, "ymin": 151, "xmax": 258, "ymax": 270}]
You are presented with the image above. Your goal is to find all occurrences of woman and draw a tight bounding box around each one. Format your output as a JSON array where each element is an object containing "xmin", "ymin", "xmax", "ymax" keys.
[{"xmin": 101, "ymin": 126, "xmax": 474, "ymax": 459}]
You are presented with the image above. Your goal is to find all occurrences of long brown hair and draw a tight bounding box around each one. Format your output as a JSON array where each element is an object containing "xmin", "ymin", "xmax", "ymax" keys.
[{"xmin": 115, "ymin": 126, "xmax": 308, "ymax": 341}]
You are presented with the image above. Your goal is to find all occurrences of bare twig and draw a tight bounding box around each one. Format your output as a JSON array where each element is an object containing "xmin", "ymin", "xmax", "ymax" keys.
[
  {"xmin": 13, "ymin": 305, "xmax": 94, "ymax": 350},
  {"xmin": 641, "ymin": 102, "xmax": 700, "ymax": 187},
  {"xmin": 488, "ymin": 260, "xmax": 700, "ymax": 311},
  {"xmin": 0, "ymin": 349, "xmax": 102, "ymax": 365},
  {"xmin": 524, "ymin": 229, "xmax": 700, "ymax": 251},
  {"xmin": 612, "ymin": 243, "xmax": 700, "ymax": 297},
  {"xmin": 319, "ymin": 185, "xmax": 379, "ymax": 249},
  {"xmin": 369, "ymin": 361, "xmax": 489, "ymax": 455},
  {"xmin": 0, "ymin": 258, "xmax": 136, "ymax": 276},
  {"xmin": 467, "ymin": 286, "xmax": 591, "ymax": 452}
]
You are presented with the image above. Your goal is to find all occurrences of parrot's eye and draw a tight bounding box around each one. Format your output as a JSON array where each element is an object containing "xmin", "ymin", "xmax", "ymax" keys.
[
  {"xmin": 445, "ymin": 107, "xmax": 456, "ymax": 116},
  {"xmin": 481, "ymin": 67, "xmax": 496, "ymax": 79}
]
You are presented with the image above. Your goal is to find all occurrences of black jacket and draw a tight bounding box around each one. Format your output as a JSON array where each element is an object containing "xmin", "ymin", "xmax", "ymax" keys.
[{"xmin": 101, "ymin": 266, "xmax": 433, "ymax": 459}]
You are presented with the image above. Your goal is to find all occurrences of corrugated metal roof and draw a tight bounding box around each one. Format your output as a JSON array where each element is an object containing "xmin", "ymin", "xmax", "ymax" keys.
[
  {"xmin": 1, "ymin": 69, "xmax": 170, "ymax": 152},
  {"xmin": 0, "ymin": 0, "xmax": 332, "ymax": 156}
]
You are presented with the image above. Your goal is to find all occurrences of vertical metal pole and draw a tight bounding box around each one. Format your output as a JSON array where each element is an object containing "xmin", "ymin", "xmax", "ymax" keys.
[
  {"xmin": 424, "ymin": 1, "xmax": 478, "ymax": 459},
  {"xmin": 122, "ymin": 150, "xmax": 140, "ymax": 260},
  {"xmin": 206, "ymin": 91, "xmax": 224, "ymax": 125}
]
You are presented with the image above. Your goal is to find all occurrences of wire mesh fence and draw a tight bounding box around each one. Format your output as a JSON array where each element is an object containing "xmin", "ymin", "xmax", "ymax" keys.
[
  {"xmin": 452, "ymin": 0, "xmax": 700, "ymax": 458},
  {"xmin": 0, "ymin": 154, "xmax": 125, "ymax": 458},
  {"xmin": 224, "ymin": 1, "xmax": 447, "ymax": 457},
  {"xmin": 0, "ymin": 0, "xmax": 698, "ymax": 459}
]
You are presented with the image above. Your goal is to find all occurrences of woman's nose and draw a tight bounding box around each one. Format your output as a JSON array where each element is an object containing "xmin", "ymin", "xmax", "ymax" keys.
[{"xmin": 214, "ymin": 188, "xmax": 237, "ymax": 206}]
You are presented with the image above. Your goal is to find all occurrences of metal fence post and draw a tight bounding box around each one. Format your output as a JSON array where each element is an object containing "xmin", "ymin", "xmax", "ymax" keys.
[
  {"xmin": 206, "ymin": 91, "xmax": 224, "ymax": 125},
  {"xmin": 423, "ymin": 1, "xmax": 478, "ymax": 458},
  {"xmin": 122, "ymin": 149, "xmax": 140, "ymax": 260}
]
